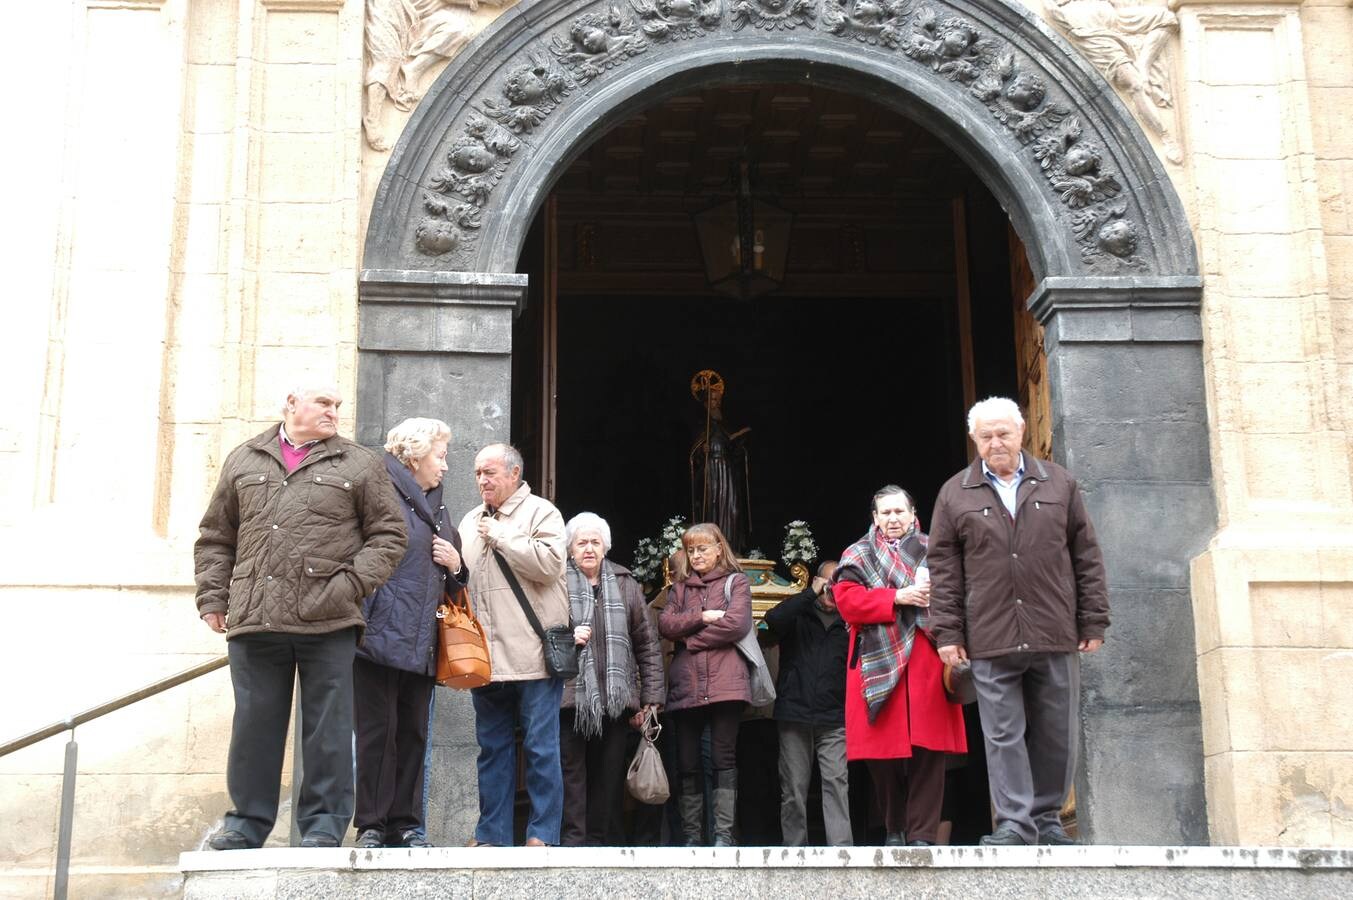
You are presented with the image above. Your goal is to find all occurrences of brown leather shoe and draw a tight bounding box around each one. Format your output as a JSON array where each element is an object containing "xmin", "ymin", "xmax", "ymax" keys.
[
  {"xmin": 524, "ymin": 837, "xmax": 547, "ymax": 847},
  {"xmin": 465, "ymin": 838, "xmax": 494, "ymax": 847}
]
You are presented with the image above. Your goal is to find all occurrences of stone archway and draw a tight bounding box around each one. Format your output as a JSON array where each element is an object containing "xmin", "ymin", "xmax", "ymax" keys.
[{"xmin": 358, "ymin": 0, "xmax": 1214, "ymax": 845}]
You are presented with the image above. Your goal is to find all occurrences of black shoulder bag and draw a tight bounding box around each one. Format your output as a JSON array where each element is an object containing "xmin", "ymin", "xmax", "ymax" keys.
[{"xmin": 492, "ymin": 550, "xmax": 579, "ymax": 679}]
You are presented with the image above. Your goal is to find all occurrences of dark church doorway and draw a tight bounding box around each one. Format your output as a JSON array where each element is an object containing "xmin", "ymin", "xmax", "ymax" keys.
[{"xmin": 511, "ymin": 81, "xmax": 1049, "ymax": 846}]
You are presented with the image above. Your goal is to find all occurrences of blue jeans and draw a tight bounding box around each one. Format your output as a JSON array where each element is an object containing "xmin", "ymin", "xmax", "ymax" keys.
[{"xmin": 471, "ymin": 677, "xmax": 563, "ymax": 845}]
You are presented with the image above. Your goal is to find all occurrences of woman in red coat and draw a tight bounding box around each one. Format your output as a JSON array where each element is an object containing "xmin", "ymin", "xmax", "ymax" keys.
[
  {"xmin": 658, "ymin": 523, "xmax": 752, "ymax": 847},
  {"xmin": 833, "ymin": 485, "xmax": 967, "ymax": 847}
]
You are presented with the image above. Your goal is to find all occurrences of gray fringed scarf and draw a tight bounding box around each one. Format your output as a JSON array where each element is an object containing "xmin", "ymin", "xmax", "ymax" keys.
[{"xmin": 567, "ymin": 558, "xmax": 638, "ymax": 738}]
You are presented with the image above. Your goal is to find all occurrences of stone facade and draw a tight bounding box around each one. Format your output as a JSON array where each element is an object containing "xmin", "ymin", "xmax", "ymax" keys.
[{"xmin": 1, "ymin": 0, "xmax": 1350, "ymax": 894}]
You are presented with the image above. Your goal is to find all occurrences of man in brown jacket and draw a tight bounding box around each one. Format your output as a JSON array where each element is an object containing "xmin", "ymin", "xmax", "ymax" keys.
[
  {"xmin": 457, "ymin": 442, "xmax": 570, "ymax": 846},
  {"xmin": 195, "ymin": 386, "xmax": 407, "ymax": 850},
  {"xmin": 928, "ymin": 397, "xmax": 1109, "ymax": 847}
]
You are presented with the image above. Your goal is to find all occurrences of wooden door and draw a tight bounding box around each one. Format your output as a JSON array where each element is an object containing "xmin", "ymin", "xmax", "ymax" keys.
[{"xmin": 1007, "ymin": 224, "xmax": 1052, "ymax": 459}]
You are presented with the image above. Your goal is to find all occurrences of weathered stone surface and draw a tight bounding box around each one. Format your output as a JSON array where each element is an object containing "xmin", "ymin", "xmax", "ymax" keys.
[
  {"xmin": 1079, "ymin": 589, "xmax": 1200, "ymax": 709},
  {"xmin": 1053, "ymin": 420, "xmax": 1212, "ymax": 483},
  {"xmin": 180, "ymin": 846, "xmax": 1353, "ymax": 899},
  {"xmin": 425, "ymin": 688, "xmax": 481, "ymax": 847},
  {"xmin": 1082, "ymin": 481, "xmax": 1216, "ymax": 588},
  {"xmin": 1078, "ymin": 706, "xmax": 1208, "ymax": 846}
]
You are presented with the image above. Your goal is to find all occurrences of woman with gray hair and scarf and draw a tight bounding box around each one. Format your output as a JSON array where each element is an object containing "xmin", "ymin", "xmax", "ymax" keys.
[{"xmin": 559, "ymin": 512, "xmax": 666, "ymax": 846}]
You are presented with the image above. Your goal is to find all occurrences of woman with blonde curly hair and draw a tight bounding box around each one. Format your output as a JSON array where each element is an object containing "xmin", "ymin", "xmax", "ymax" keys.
[{"xmin": 353, "ymin": 417, "xmax": 465, "ymax": 849}]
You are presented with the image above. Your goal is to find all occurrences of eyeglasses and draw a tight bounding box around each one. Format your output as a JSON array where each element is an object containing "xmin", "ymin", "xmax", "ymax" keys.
[{"xmin": 687, "ymin": 544, "xmax": 718, "ymax": 557}]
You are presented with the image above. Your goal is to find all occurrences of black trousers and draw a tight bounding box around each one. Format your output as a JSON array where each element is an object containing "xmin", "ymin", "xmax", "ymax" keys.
[
  {"xmin": 674, "ymin": 701, "xmax": 743, "ymax": 776},
  {"xmin": 559, "ymin": 708, "xmax": 632, "ymax": 846},
  {"xmin": 353, "ymin": 656, "xmax": 435, "ymax": 838},
  {"xmin": 223, "ymin": 628, "xmax": 357, "ymax": 845}
]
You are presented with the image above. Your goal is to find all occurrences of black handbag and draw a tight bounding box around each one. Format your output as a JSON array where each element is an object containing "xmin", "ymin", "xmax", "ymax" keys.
[{"xmin": 492, "ymin": 550, "xmax": 579, "ymax": 679}]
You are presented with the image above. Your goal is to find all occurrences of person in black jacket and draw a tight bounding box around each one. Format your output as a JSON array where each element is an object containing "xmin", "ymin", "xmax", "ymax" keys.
[
  {"xmin": 352, "ymin": 417, "xmax": 466, "ymax": 849},
  {"xmin": 764, "ymin": 560, "xmax": 852, "ymax": 846}
]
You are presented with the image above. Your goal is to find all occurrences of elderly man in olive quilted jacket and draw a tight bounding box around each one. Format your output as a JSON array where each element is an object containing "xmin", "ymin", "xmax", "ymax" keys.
[{"xmin": 194, "ymin": 386, "xmax": 407, "ymax": 850}]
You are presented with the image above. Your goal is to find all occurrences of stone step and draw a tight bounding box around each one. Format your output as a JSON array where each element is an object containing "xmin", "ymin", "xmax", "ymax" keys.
[{"xmin": 181, "ymin": 845, "xmax": 1353, "ymax": 899}]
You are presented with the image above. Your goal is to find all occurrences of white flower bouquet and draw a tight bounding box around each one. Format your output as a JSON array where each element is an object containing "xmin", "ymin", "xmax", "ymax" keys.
[{"xmin": 780, "ymin": 519, "xmax": 819, "ymax": 565}]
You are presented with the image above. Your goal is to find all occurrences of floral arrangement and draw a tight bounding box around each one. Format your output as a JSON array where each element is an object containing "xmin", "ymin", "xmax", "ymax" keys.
[
  {"xmin": 780, "ymin": 520, "xmax": 819, "ymax": 565},
  {"xmin": 631, "ymin": 515, "xmax": 689, "ymax": 587}
]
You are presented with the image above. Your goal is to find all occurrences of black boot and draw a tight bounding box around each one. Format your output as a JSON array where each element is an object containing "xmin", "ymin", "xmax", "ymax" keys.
[
  {"xmin": 679, "ymin": 775, "xmax": 704, "ymax": 847},
  {"xmin": 712, "ymin": 768, "xmax": 737, "ymax": 848}
]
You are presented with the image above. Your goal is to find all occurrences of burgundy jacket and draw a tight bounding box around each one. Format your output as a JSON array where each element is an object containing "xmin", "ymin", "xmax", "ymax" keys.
[
  {"xmin": 658, "ymin": 568, "xmax": 753, "ymax": 711},
  {"xmin": 928, "ymin": 455, "xmax": 1109, "ymax": 659}
]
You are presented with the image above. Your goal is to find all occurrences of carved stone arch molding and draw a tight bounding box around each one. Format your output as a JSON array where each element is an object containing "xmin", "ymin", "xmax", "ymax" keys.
[
  {"xmin": 362, "ymin": 0, "xmax": 1198, "ymax": 281},
  {"xmin": 359, "ymin": 0, "xmax": 1214, "ymax": 847}
]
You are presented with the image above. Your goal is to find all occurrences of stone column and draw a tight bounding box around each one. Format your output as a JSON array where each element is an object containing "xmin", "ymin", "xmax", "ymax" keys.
[
  {"xmin": 1173, "ymin": 0, "xmax": 1353, "ymax": 845},
  {"xmin": 1031, "ymin": 276, "xmax": 1213, "ymax": 844},
  {"xmin": 358, "ymin": 269, "xmax": 526, "ymax": 844}
]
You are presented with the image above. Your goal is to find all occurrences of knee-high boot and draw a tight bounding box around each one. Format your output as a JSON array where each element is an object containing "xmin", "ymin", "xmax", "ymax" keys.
[
  {"xmin": 679, "ymin": 775, "xmax": 704, "ymax": 847},
  {"xmin": 712, "ymin": 768, "xmax": 737, "ymax": 848}
]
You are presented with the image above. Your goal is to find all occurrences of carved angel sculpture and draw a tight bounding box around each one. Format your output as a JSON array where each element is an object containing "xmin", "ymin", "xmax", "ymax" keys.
[
  {"xmin": 1044, "ymin": 0, "xmax": 1182, "ymax": 163},
  {"xmin": 363, "ymin": 0, "xmax": 511, "ymax": 151}
]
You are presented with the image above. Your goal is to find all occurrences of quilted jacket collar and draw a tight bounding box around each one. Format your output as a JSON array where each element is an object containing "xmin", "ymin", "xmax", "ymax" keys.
[{"xmin": 247, "ymin": 423, "xmax": 344, "ymax": 472}]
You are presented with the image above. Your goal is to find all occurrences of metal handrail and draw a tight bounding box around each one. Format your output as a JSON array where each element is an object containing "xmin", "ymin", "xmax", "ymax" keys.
[
  {"xmin": 0, "ymin": 655, "xmax": 228, "ymax": 758},
  {"xmin": 0, "ymin": 654, "xmax": 228, "ymax": 900}
]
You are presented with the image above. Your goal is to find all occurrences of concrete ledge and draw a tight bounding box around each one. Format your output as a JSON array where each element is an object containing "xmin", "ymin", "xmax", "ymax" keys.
[{"xmin": 181, "ymin": 845, "xmax": 1353, "ymax": 899}]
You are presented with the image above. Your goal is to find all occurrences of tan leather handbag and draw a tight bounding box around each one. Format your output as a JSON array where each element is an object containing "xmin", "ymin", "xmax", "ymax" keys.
[{"xmin": 435, "ymin": 586, "xmax": 491, "ymax": 689}]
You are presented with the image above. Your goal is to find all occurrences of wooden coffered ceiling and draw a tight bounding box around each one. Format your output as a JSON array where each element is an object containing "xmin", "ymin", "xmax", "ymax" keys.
[
  {"xmin": 550, "ymin": 82, "xmax": 986, "ymax": 298},
  {"xmin": 555, "ymin": 82, "xmax": 970, "ymax": 198}
]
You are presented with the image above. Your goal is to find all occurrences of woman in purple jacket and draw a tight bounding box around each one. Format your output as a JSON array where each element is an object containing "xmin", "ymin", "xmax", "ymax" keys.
[{"xmin": 658, "ymin": 523, "xmax": 752, "ymax": 847}]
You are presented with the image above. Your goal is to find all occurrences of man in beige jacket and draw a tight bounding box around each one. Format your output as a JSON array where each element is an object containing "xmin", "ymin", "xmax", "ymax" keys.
[{"xmin": 458, "ymin": 442, "xmax": 569, "ymax": 846}]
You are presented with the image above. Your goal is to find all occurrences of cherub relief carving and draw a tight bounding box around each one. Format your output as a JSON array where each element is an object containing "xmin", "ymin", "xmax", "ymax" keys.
[
  {"xmin": 427, "ymin": 114, "xmax": 520, "ymax": 206},
  {"xmin": 822, "ymin": 0, "xmax": 911, "ymax": 47},
  {"xmin": 482, "ymin": 56, "xmax": 571, "ymax": 133},
  {"xmin": 901, "ymin": 7, "xmax": 995, "ymax": 85},
  {"xmin": 363, "ymin": 0, "xmax": 512, "ymax": 151},
  {"xmin": 415, "ymin": 196, "xmax": 482, "ymax": 255},
  {"xmin": 549, "ymin": 7, "xmax": 648, "ymax": 83},
  {"xmin": 631, "ymin": 0, "xmax": 722, "ymax": 41},
  {"xmin": 1043, "ymin": 0, "xmax": 1183, "ymax": 163},
  {"xmin": 1071, "ymin": 201, "xmax": 1141, "ymax": 263},
  {"xmin": 1032, "ymin": 116, "xmax": 1123, "ymax": 209},
  {"xmin": 970, "ymin": 51, "xmax": 1071, "ymax": 144},
  {"xmin": 729, "ymin": 0, "xmax": 817, "ymax": 32}
]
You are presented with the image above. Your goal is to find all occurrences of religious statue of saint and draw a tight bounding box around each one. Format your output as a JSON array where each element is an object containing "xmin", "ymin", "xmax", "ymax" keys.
[{"xmin": 689, "ymin": 370, "xmax": 752, "ymax": 556}]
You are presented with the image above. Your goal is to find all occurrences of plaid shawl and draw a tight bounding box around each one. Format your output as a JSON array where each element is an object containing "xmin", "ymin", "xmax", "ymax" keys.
[
  {"xmin": 835, "ymin": 524, "xmax": 929, "ymax": 723},
  {"xmin": 568, "ymin": 558, "xmax": 638, "ymax": 738}
]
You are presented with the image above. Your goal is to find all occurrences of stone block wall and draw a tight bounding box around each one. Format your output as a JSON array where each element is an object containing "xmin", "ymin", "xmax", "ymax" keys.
[
  {"xmin": 1174, "ymin": 0, "xmax": 1353, "ymax": 845},
  {"xmin": 0, "ymin": 0, "xmax": 370, "ymax": 894}
]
